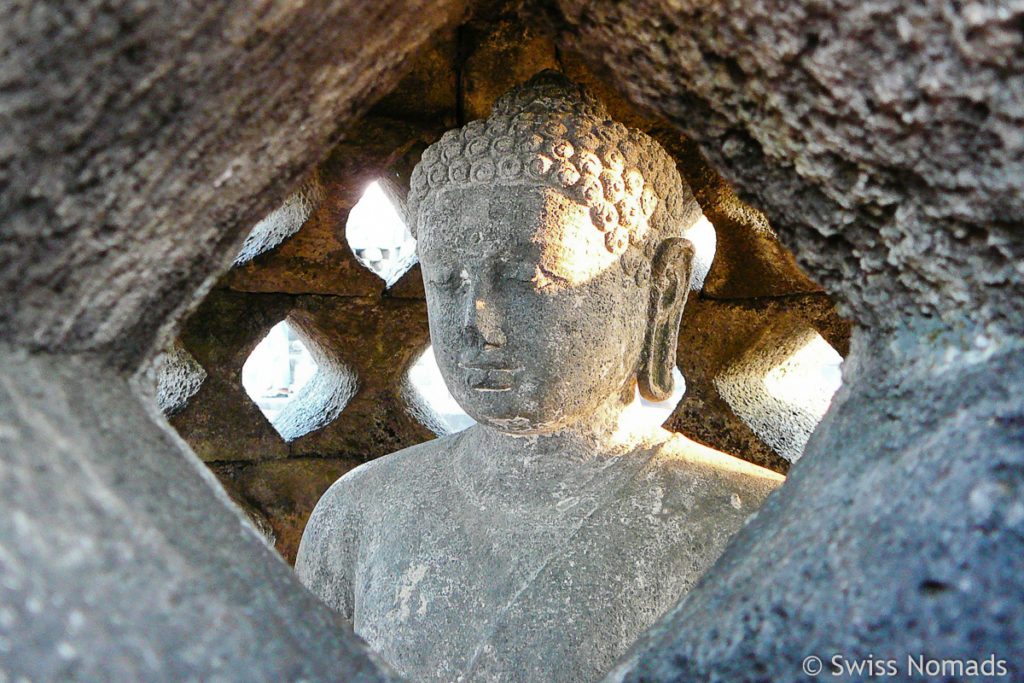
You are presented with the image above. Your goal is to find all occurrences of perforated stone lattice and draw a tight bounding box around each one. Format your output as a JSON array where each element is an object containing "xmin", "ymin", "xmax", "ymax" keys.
[{"xmin": 345, "ymin": 180, "xmax": 418, "ymax": 288}]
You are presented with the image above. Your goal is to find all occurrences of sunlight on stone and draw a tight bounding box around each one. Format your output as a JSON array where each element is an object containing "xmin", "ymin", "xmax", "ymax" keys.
[
  {"xmin": 763, "ymin": 332, "xmax": 843, "ymax": 418},
  {"xmin": 346, "ymin": 180, "xmax": 417, "ymax": 287},
  {"xmin": 242, "ymin": 321, "xmax": 318, "ymax": 426},
  {"xmin": 715, "ymin": 328, "xmax": 842, "ymax": 463},
  {"xmin": 234, "ymin": 180, "xmax": 323, "ymax": 265},
  {"xmin": 622, "ymin": 366, "xmax": 687, "ymax": 429}
]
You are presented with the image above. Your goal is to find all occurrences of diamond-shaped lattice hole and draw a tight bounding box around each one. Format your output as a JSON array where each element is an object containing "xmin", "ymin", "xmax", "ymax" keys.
[
  {"xmin": 242, "ymin": 321, "xmax": 358, "ymax": 441},
  {"xmin": 405, "ymin": 346, "xmax": 476, "ymax": 436},
  {"xmin": 242, "ymin": 321, "xmax": 317, "ymax": 429},
  {"xmin": 345, "ymin": 180, "xmax": 417, "ymax": 287},
  {"xmin": 405, "ymin": 346, "xmax": 687, "ymax": 436}
]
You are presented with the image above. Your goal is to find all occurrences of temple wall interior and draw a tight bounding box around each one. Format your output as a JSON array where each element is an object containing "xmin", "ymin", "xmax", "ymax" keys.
[
  {"xmin": 158, "ymin": 9, "xmax": 850, "ymax": 562},
  {"xmin": 2, "ymin": 0, "xmax": 1022, "ymax": 680}
]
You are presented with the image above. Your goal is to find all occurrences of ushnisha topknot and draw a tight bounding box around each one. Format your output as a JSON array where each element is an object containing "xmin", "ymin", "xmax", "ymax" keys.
[{"xmin": 408, "ymin": 70, "xmax": 692, "ymax": 274}]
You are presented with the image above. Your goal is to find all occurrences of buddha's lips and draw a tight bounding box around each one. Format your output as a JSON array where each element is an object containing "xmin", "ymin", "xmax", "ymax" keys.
[{"xmin": 458, "ymin": 362, "xmax": 521, "ymax": 391}]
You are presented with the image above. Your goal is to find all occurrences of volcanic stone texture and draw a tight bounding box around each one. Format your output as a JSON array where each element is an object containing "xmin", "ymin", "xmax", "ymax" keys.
[
  {"xmin": 536, "ymin": 0, "xmax": 1024, "ymax": 679},
  {"xmin": 667, "ymin": 294, "xmax": 848, "ymax": 473},
  {"xmin": 1, "ymin": 0, "xmax": 467, "ymax": 372},
  {"xmin": 0, "ymin": 0, "xmax": 467, "ymax": 679},
  {"xmin": 166, "ymin": 10, "xmax": 851, "ymax": 565},
  {"xmin": 548, "ymin": 0, "xmax": 1024, "ymax": 333},
  {"xmin": 155, "ymin": 340, "xmax": 208, "ymax": 415},
  {"xmin": 234, "ymin": 173, "xmax": 328, "ymax": 266}
]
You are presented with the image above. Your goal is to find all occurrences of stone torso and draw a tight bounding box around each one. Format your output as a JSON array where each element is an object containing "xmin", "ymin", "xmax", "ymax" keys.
[{"xmin": 296, "ymin": 426, "xmax": 781, "ymax": 682}]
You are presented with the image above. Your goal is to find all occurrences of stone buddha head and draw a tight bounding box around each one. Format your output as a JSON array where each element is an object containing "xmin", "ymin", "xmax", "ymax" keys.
[{"xmin": 408, "ymin": 71, "xmax": 701, "ymax": 436}]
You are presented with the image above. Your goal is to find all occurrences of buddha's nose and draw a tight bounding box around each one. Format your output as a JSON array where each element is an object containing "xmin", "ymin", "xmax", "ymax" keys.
[{"xmin": 464, "ymin": 284, "xmax": 506, "ymax": 349}]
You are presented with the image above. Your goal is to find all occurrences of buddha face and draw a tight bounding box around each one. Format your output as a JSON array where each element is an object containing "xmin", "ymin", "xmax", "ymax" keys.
[{"xmin": 417, "ymin": 184, "xmax": 647, "ymax": 434}]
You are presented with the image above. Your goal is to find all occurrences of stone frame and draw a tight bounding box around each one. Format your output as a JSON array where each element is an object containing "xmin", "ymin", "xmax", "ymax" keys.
[{"xmin": 2, "ymin": 1, "xmax": 1022, "ymax": 680}]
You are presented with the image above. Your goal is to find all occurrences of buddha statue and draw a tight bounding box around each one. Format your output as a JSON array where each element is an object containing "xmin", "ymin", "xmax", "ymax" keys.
[{"xmin": 296, "ymin": 72, "xmax": 783, "ymax": 682}]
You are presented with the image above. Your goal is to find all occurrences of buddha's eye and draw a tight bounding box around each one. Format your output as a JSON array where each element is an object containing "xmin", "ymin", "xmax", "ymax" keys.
[
  {"xmin": 424, "ymin": 265, "xmax": 457, "ymax": 287},
  {"xmin": 425, "ymin": 265, "xmax": 471, "ymax": 295}
]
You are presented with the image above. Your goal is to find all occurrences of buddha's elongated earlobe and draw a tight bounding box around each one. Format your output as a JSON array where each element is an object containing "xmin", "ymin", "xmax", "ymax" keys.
[{"xmin": 638, "ymin": 237, "xmax": 695, "ymax": 401}]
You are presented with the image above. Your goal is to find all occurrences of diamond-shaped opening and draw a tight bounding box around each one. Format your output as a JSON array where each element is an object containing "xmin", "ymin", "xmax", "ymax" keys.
[
  {"xmin": 345, "ymin": 180, "xmax": 417, "ymax": 287},
  {"xmin": 405, "ymin": 346, "xmax": 687, "ymax": 436},
  {"xmin": 714, "ymin": 326, "xmax": 842, "ymax": 463},
  {"xmin": 242, "ymin": 320, "xmax": 358, "ymax": 441},
  {"xmin": 156, "ymin": 340, "xmax": 207, "ymax": 416},
  {"xmin": 405, "ymin": 345, "xmax": 476, "ymax": 436}
]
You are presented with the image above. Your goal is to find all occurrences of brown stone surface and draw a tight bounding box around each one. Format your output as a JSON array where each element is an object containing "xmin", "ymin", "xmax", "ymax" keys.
[
  {"xmin": 170, "ymin": 287, "xmax": 434, "ymax": 561},
  {"xmin": 172, "ymin": 288, "xmax": 434, "ymax": 463},
  {"xmin": 234, "ymin": 172, "xmax": 328, "ymax": 266},
  {"xmin": 211, "ymin": 457, "xmax": 363, "ymax": 565},
  {"xmin": 689, "ymin": 170, "xmax": 823, "ymax": 299},
  {"xmin": 226, "ymin": 117, "xmax": 435, "ymax": 296},
  {"xmin": 228, "ymin": 198, "xmax": 382, "ymax": 297},
  {"xmin": 461, "ymin": 20, "xmax": 559, "ymax": 121},
  {"xmin": 285, "ymin": 295, "xmax": 435, "ymax": 459},
  {"xmin": 668, "ymin": 293, "xmax": 849, "ymax": 473},
  {"xmin": 388, "ymin": 263, "xmax": 427, "ymax": 299},
  {"xmin": 374, "ymin": 32, "xmax": 459, "ymax": 124},
  {"xmin": 172, "ymin": 289, "xmax": 293, "ymax": 462}
]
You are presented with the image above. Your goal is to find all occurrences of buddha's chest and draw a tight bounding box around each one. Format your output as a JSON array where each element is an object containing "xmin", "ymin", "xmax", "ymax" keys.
[{"xmin": 349, "ymin": 469, "xmax": 707, "ymax": 682}]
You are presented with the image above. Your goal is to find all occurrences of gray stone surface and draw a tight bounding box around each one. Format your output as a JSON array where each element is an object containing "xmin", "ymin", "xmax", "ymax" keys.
[
  {"xmin": 713, "ymin": 316, "xmax": 840, "ymax": 463},
  {"xmin": 606, "ymin": 326, "xmax": 1024, "ymax": 682},
  {"xmin": 300, "ymin": 429, "xmax": 781, "ymax": 683},
  {"xmin": 0, "ymin": 347, "xmax": 400, "ymax": 682},
  {"xmin": 0, "ymin": 0, "xmax": 465, "ymax": 370},
  {"xmin": 549, "ymin": 0, "xmax": 1024, "ymax": 334},
  {"xmin": 270, "ymin": 355, "xmax": 360, "ymax": 443},
  {"xmin": 5, "ymin": 0, "xmax": 1023, "ymax": 679},
  {"xmin": 297, "ymin": 74, "xmax": 783, "ymax": 682},
  {"xmin": 234, "ymin": 173, "xmax": 327, "ymax": 266},
  {"xmin": 155, "ymin": 340, "xmax": 207, "ymax": 415}
]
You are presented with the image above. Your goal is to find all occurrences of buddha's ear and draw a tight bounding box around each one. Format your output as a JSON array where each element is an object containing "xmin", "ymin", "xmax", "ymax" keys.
[{"xmin": 638, "ymin": 237, "xmax": 695, "ymax": 401}]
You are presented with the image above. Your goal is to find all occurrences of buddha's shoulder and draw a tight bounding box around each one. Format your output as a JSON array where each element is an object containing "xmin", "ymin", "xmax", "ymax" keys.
[
  {"xmin": 315, "ymin": 432, "xmax": 463, "ymax": 512},
  {"xmin": 643, "ymin": 432, "xmax": 785, "ymax": 497},
  {"xmin": 298, "ymin": 434, "xmax": 462, "ymax": 572}
]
